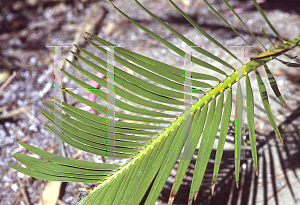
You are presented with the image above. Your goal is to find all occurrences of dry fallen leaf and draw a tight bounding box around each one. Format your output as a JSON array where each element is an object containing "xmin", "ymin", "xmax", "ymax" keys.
[{"xmin": 38, "ymin": 181, "xmax": 62, "ymax": 205}]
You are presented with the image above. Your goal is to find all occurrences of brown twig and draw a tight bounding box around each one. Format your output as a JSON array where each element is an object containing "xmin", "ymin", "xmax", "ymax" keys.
[
  {"xmin": 17, "ymin": 176, "xmax": 31, "ymax": 205},
  {"xmin": 12, "ymin": 192, "xmax": 21, "ymax": 205},
  {"xmin": 0, "ymin": 106, "xmax": 41, "ymax": 124},
  {"xmin": 72, "ymin": 150, "xmax": 83, "ymax": 159},
  {"xmin": 0, "ymin": 107, "xmax": 27, "ymax": 119}
]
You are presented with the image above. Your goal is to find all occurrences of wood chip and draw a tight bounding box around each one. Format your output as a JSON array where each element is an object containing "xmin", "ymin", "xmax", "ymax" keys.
[{"xmin": 38, "ymin": 181, "xmax": 62, "ymax": 205}]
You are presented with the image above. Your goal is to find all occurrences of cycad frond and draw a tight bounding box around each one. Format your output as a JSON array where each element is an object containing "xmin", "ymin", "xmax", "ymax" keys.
[{"xmin": 9, "ymin": 0, "xmax": 300, "ymax": 204}]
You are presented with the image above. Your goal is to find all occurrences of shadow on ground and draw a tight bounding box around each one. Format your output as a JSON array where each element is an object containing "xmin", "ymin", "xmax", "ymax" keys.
[{"xmin": 158, "ymin": 105, "xmax": 300, "ymax": 205}]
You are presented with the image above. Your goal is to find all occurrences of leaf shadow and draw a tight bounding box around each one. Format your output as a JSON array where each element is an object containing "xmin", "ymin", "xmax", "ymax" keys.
[{"xmin": 158, "ymin": 105, "xmax": 300, "ymax": 205}]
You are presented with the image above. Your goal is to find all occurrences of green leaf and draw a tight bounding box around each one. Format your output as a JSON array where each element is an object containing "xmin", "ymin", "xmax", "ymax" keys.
[
  {"xmin": 134, "ymin": 0, "xmax": 236, "ymax": 71},
  {"xmin": 222, "ymin": 0, "xmax": 266, "ymax": 51},
  {"xmin": 9, "ymin": 164, "xmax": 101, "ymax": 184},
  {"xmin": 48, "ymin": 100, "xmax": 165, "ymax": 130},
  {"xmin": 145, "ymin": 114, "xmax": 194, "ymax": 204},
  {"xmin": 234, "ymin": 80, "xmax": 243, "ymax": 187},
  {"xmin": 68, "ymin": 49, "xmax": 185, "ymax": 111},
  {"xmin": 106, "ymin": 0, "xmax": 228, "ymax": 77},
  {"xmin": 276, "ymin": 58, "xmax": 300, "ymax": 68},
  {"xmin": 200, "ymin": 93, "xmax": 225, "ymax": 192},
  {"xmin": 86, "ymin": 32, "xmax": 221, "ymax": 82},
  {"xmin": 80, "ymin": 180, "xmax": 112, "ymax": 204},
  {"xmin": 131, "ymin": 131, "xmax": 172, "ymax": 204},
  {"xmin": 168, "ymin": 103, "xmax": 208, "ymax": 204},
  {"xmin": 260, "ymin": 27, "xmax": 276, "ymax": 48},
  {"xmin": 100, "ymin": 172, "xmax": 124, "ymax": 204},
  {"xmin": 122, "ymin": 154, "xmax": 147, "ymax": 204},
  {"xmin": 110, "ymin": 164, "xmax": 135, "ymax": 204},
  {"xmin": 87, "ymin": 33, "xmax": 220, "ymax": 81},
  {"xmin": 202, "ymin": 0, "xmax": 258, "ymax": 54},
  {"xmin": 168, "ymin": 0, "xmax": 243, "ymax": 65},
  {"xmin": 245, "ymin": 75, "xmax": 258, "ymax": 175},
  {"xmin": 83, "ymin": 37, "xmax": 214, "ymax": 91},
  {"xmin": 263, "ymin": 63, "xmax": 290, "ymax": 109},
  {"xmin": 252, "ymin": 0, "xmax": 284, "ymax": 42},
  {"xmin": 61, "ymin": 83, "xmax": 172, "ymax": 124},
  {"xmin": 260, "ymin": 28, "xmax": 297, "ymax": 61},
  {"xmin": 250, "ymin": 40, "xmax": 300, "ymax": 61},
  {"xmin": 189, "ymin": 98, "xmax": 216, "ymax": 203},
  {"xmin": 77, "ymin": 41, "xmax": 207, "ymax": 97},
  {"xmin": 10, "ymin": 1, "xmax": 300, "ymax": 204},
  {"xmin": 67, "ymin": 51, "xmax": 197, "ymax": 104},
  {"xmin": 43, "ymin": 103, "xmax": 152, "ymax": 142},
  {"xmin": 12, "ymin": 154, "xmax": 108, "ymax": 181},
  {"xmin": 255, "ymin": 68, "xmax": 283, "ymax": 143},
  {"xmin": 212, "ymin": 88, "xmax": 232, "ymax": 194},
  {"xmin": 44, "ymin": 103, "xmax": 158, "ymax": 136},
  {"xmin": 17, "ymin": 142, "xmax": 119, "ymax": 170},
  {"xmin": 13, "ymin": 153, "xmax": 112, "ymax": 177},
  {"xmin": 42, "ymin": 110, "xmax": 146, "ymax": 152},
  {"xmin": 44, "ymin": 123, "xmax": 134, "ymax": 158},
  {"xmin": 283, "ymin": 53, "xmax": 298, "ymax": 60},
  {"xmin": 51, "ymin": 100, "xmax": 162, "ymax": 137}
]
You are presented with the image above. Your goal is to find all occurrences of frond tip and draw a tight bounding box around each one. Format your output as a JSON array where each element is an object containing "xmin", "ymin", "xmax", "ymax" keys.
[
  {"xmin": 211, "ymin": 183, "xmax": 215, "ymax": 195},
  {"xmin": 282, "ymin": 101, "xmax": 291, "ymax": 109}
]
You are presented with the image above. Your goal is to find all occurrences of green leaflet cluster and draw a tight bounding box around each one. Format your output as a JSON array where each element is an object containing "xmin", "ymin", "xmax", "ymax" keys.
[{"xmin": 9, "ymin": 0, "xmax": 300, "ymax": 204}]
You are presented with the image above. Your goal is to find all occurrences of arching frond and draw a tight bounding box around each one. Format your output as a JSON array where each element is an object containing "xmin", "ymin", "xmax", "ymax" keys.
[{"xmin": 9, "ymin": 0, "xmax": 300, "ymax": 204}]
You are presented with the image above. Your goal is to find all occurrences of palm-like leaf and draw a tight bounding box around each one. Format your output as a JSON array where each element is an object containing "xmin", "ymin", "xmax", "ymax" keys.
[{"xmin": 10, "ymin": 0, "xmax": 300, "ymax": 204}]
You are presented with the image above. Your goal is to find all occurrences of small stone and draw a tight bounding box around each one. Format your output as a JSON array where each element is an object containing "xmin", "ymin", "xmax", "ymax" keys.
[
  {"xmin": 106, "ymin": 22, "xmax": 116, "ymax": 36},
  {"xmin": 30, "ymin": 57, "xmax": 36, "ymax": 65},
  {"xmin": 17, "ymin": 172, "xmax": 25, "ymax": 179},
  {"xmin": 26, "ymin": 0, "xmax": 38, "ymax": 6},
  {"xmin": 0, "ymin": 70, "xmax": 10, "ymax": 84},
  {"xmin": 11, "ymin": 183, "xmax": 18, "ymax": 192},
  {"xmin": 12, "ymin": 1, "xmax": 24, "ymax": 11},
  {"xmin": 181, "ymin": 0, "xmax": 190, "ymax": 7}
]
